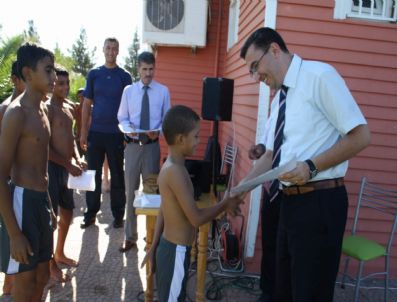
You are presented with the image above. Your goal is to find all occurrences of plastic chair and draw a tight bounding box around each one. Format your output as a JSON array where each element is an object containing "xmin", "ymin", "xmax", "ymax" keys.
[
  {"xmin": 215, "ymin": 143, "xmax": 238, "ymax": 193},
  {"xmin": 340, "ymin": 177, "xmax": 397, "ymax": 302}
]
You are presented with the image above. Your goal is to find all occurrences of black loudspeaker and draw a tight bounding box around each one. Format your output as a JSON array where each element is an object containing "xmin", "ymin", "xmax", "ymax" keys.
[
  {"xmin": 185, "ymin": 159, "xmax": 211, "ymax": 200},
  {"xmin": 202, "ymin": 77, "xmax": 234, "ymax": 121}
]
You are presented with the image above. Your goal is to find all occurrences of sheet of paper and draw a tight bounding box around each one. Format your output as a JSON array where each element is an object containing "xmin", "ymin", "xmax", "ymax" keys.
[
  {"xmin": 133, "ymin": 191, "xmax": 161, "ymax": 208},
  {"xmin": 67, "ymin": 170, "xmax": 96, "ymax": 191},
  {"xmin": 118, "ymin": 122, "xmax": 161, "ymax": 134},
  {"xmin": 230, "ymin": 158, "xmax": 297, "ymax": 194}
]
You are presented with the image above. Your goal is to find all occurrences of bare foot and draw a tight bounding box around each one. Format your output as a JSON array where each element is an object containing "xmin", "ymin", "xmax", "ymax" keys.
[
  {"xmin": 2, "ymin": 275, "xmax": 13, "ymax": 295},
  {"xmin": 54, "ymin": 255, "xmax": 79, "ymax": 267},
  {"xmin": 50, "ymin": 260, "xmax": 71, "ymax": 282}
]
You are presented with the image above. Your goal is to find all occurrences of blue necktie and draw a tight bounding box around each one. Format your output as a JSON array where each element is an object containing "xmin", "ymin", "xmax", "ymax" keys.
[
  {"xmin": 139, "ymin": 86, "xmax": 150, "ymax": 143},
  {"xmin": 269, "ymin": 85, "xmax": 288, "ymax": 202}
]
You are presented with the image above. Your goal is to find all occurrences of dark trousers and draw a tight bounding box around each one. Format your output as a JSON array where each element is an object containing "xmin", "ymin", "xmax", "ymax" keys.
[
  {"xmin": 260, "ymin": 189, "xmax": 280, "ymax": 302},
  {"xmin": 84, "ymin": 131, "xmax": 126, "ymax": 222},
  {"xmin": 275, "ymin": 186, "xmax": 348, "ymax": 302}
]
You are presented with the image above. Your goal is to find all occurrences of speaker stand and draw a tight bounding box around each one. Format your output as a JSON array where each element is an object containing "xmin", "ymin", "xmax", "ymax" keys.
[{"xmin": 212, "ymin": 120, "xmax": 219, "ymax": 198}]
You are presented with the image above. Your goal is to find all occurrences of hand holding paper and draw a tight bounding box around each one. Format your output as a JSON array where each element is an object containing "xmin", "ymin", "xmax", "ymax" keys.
[
  {"xmin": 67, "ymin": 170, "xmax": 96, "ymax": 191},
  {"xmin": 230, "ymin": 158, "xmax": 297, "ymax": 194},
  {"xmin": 118, "ymin": 122, "xmax": 161, "ymax": 135}
]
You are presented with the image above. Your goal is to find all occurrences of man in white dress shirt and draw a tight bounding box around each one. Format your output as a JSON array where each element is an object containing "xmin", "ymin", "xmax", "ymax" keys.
[
  {"xmin": 117, "ymin": 51, "xmax": 171, "ymax": 252},
  {"xmin": 240, "ymin": 28, "xmax": 370, "ymax": 302}
]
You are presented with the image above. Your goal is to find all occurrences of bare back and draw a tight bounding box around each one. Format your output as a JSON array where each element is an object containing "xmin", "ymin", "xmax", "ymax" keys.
[
  {"xmin": 0, "ymin": 95, "xmax": 50, "ymax": 191},
  {"xmin": 47, "ymin": 99, "xmax": 75, "ymax": 161},
  {"xmin": 158, "ymin": 159, "xmax": 196, "ymax": 246}
]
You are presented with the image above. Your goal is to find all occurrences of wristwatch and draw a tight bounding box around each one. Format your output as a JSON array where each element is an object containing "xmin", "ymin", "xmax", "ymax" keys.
[{"xmin": 305, "ymin": 159, "xmax": 318, "ymax": 180}]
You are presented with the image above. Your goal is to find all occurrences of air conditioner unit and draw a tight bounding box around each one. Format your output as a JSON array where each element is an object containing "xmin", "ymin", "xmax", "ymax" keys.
[{"xmin": 142, "ymin": 0, "xmax": 208, "ymax": 48}]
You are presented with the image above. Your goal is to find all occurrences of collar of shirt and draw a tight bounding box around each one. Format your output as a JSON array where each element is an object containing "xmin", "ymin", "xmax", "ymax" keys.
[
  {"xmin": 282, "ymin": 54, "xmax": 302, "ymax": 90},
  {"xmin": 138, "ymin": 80, "xmax": 154, "ymax": 90}
]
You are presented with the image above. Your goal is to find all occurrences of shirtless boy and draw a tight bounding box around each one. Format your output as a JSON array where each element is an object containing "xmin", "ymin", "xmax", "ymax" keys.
[
  {"xmin": 0, "ymin": 60, "xmax": 26, "ymax": 121},
  {"xmin": 141, "ymin": 105, "xmax": 243, "ymax": 302},
  {"xmin": 46, "ymin": 66, "xmax": 85, "ymax": 280},
  {"xmin": 0, "ymin": 43, "xmax": 56, "ymax": 302},
  {"xmin": 0, "ymin": 61, "xmax": 25, "ymax": 296}
]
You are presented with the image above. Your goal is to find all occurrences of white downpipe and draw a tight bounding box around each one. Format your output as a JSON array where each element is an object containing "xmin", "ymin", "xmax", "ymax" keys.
[{"xmin": 244, "ymin": 0, "xmax": 278, "ymax": 258}]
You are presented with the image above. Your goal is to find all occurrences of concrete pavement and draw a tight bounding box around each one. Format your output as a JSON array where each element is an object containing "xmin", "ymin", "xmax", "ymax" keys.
[{"xmin": 0, "ymin": 189, "xmax": 396, "ymax": 301}]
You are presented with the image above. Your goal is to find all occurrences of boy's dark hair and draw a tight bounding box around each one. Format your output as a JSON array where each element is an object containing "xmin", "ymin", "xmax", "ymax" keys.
[
  {"xmin": 163, "ymin": 105, "xmax": 200, "ymax": 145},
  {"xmin": 138, "ymin": 51, "xmax": 155, "ymax": 65},
  {"xmin": 11, "ymin": 60, "xmax": 21, "ymax": 78},
  {"xmin": 55, "ymin": 65, "xmax": 69, "ymax": 77},
  {"xmin": 77, "ymin": 87, "xmax": 84, "ymax": 94},
  {"xmin": 240, "ymin": 27, "xmax": 289, "ymax": 59},
  {"xmin": 17, "ymin": 43, "xmax": 54, "ymax": 81}
]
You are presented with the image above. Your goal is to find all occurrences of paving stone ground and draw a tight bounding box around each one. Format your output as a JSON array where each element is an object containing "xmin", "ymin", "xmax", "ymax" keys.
[{"xmin": 0, "ymin": 190, "xmax": 396, "ymax": 301}]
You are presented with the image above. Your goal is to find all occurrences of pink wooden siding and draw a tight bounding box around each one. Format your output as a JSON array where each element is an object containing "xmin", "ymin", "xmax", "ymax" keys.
[{"xmin": 155, "ymin": 0, "xmax": 230, "ymax": 162}]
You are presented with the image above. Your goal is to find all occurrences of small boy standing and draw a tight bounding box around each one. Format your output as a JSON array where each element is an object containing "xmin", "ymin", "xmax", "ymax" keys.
[
  {"xmin": 142, "ymin": 105, "xmax": 243, "ymax": 302},
  {"xmin": 0, "ymin": 43, "xmax": 57, "ymax": 301},
  {"xmin": 46, "ymin": 66, "xmax": 85, "ymax": 281}
]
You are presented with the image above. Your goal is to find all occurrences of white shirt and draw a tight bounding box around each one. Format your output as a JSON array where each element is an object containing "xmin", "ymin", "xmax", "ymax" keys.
[
  {"xmin": 266, "ymin": 55, "xmax": 367, "ymax": 181},
  {"xmin": 117, "ymin": 79, "xmax": 171, "ymax": 132}
]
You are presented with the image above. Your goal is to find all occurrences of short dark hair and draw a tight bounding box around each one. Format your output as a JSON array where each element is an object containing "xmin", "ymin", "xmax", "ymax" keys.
[
  {"xmin": 162, "ymin": 105, "xmax": 200, "ymax": 145},
  {"xmin": 104, "ymin": 37, "xmax": 119, "ymax": 47},
  {"xmin": 17, "ymin": 43, "xmax": 54, "ymax": 81},
  {"xmin": 240, "ymin": 27, "xmax": 289, "ymax": 59},
  {"xmin": 77, "ymin": 87, "xmax": 84, "ymax": 94},
  {"xmin": 55, "ymin": 65, "xmax": 69, "ymax": 77},
  {"xmin": 138, "ymin": 51, "xmax": 155, "ymax": 65},
  {"xmin": 11, "ymin": 60, "xmax": 21, "ymax": 78}
]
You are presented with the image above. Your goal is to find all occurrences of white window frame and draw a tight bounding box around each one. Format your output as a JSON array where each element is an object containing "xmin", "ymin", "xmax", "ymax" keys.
[
  {"xmin": 334, "ymin": 0, "xmax": 397, "ymax": 22},
  {"xmin": 227, "ymin": 0, "xmax": 240, "ymax": 50}
]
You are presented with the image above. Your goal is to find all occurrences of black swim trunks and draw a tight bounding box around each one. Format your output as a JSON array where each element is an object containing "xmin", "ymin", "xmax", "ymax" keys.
[
  {"xmin": 156, "ymin": 236, "xmax": 191, "ymax": 302},
  {"xmin": 48, "ymin": 161, "xmax": 74, "ymax": 215},
  {"xmin": 0, "ymin": 183, "xmax": 53, "ymax": 274}
]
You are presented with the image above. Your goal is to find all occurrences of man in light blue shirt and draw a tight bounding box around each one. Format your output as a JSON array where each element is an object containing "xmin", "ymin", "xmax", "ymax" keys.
[{"xmin": 117, "ymin": 51, "xmax": 171, "ymax": 252}]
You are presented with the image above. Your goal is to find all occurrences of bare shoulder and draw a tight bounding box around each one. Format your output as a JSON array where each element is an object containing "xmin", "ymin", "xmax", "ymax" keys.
[
  {"xmin": 43, "ymin": 101, "xmax": 52, "ymax": 120},
  {"xmin": 159, "ymin": 162, "xmax": 190, "ymax": 187},
  {"xmin": 3, "ymin": 102, "xmax": 25, "ymax": 127}
]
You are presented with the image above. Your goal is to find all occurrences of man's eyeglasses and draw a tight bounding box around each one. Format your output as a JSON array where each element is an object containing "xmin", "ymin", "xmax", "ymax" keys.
[{"xmin": 249, "ymin": 46, "xmax": 270, "ymax": 77}]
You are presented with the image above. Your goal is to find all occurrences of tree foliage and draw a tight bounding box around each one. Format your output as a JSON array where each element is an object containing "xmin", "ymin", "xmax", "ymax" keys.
[
  {"xmin": 124, "ymin": 29, "xmax": 140, "ymax": 81},
  {"xmin": 0, "ymin": 35, "xmax": 25, "ymax": 102},
  {"xmin": 69, "ymin": 28, "xmax": 96, "ymax": 77}
]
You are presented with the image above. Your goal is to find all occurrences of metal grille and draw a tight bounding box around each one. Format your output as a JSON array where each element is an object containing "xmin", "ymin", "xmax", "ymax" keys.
[{"xmin": 146, "ymin": 0, "xmax": 185, "ymax": 31}]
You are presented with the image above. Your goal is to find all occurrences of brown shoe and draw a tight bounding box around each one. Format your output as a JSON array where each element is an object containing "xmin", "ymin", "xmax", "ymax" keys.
[{"xmin": 119, "ymin": 241, "xmax": 137, "ymax": 253}]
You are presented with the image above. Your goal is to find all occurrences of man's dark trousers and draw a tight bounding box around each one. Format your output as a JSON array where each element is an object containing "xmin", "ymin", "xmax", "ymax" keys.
[
  {"xmin": 275, "ymin": 186, "xmax": 348, "ymax": 302},
  {"xmin": 260, "ymin": 189, "xmax": 281, "ymax": 302},
  {"xmin": 84, "ymin": 131, "xmax": 126, "ymax": 222}
]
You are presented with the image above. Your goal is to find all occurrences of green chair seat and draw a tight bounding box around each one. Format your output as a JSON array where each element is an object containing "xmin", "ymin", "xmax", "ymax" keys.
[
  {"xmin": 342, "ymin": 235, "xmax": 386, "ymax": 261},
  {"xmin": 216, "ymin": 184, "xmax": 227, "ymax": 192}
]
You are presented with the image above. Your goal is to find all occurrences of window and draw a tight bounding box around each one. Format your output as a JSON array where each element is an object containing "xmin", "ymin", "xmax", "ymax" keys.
[
  {"xmin": 227, "ymin": 0, "xmax": 240, "ymax": 49},
  {"xmin": 334, "ymin": 0, "xmax": 397, "ymax": 22}
]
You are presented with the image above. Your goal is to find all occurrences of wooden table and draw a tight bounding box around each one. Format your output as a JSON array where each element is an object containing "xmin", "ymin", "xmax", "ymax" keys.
[{"xmin": 135, "ymin": 192, "xmax": 215, "ymax": 302}]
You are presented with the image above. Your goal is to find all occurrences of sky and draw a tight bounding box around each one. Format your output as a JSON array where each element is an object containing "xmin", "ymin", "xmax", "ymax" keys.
[{"xmin": 0, "ymin": 0, "xmax": 143, "ymax": 66}]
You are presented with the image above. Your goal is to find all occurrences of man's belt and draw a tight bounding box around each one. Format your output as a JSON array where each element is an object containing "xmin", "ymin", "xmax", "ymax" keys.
[
  {"xmin": 128, "ymin": 137, "xmax": 159, "ymax": 145},
  {"xmin": 282, "ymin": 178, "xmax": 344, "ymax": 196}
]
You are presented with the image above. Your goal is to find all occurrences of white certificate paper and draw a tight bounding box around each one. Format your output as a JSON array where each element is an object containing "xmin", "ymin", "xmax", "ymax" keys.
[
  {"xmin": 230, "ymin": 158, "xmax": 297, "ymax": 194},
  {"xmin": 133, "ymin": 191, "xmax": 161, "ymax": 208},
  {"xmin": 118, "ymin": 122, "xmax": 161, "ymax": 134},
  {"xmin": 67, "ymin": 170, "xmax": 96, "ymax": 191}
]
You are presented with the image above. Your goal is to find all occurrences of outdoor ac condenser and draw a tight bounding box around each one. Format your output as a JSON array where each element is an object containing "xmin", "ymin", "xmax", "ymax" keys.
[{"xmin": 142, "ymin": 0, "xmax": 208, "ymax": 48}]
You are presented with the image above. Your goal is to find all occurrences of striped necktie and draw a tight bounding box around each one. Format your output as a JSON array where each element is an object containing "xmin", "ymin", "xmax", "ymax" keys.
[
  {"xmin": 139, "ymin": 86, "xmax": 150, "ymax": 143},
  {"xmin": 269, "ymin": 85, "xmax": 288, "ymax": 202}
]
